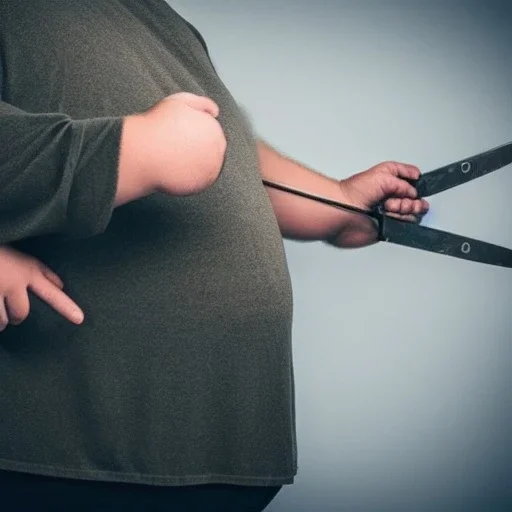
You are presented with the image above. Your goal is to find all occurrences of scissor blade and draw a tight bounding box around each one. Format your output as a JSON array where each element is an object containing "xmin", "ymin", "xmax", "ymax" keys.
[
  {"xmin": 412, "ymin": 140, "xmax": 512, "ymax": 197},
  {"xmin": 380, "ymin": 215, "xmax": 512, "ymax": 268}
]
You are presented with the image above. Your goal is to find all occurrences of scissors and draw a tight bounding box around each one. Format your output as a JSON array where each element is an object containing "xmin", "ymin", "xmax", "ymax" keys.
[{"xmin": 262, "ymin": 140, "xmax": 512, "ymax": 268}]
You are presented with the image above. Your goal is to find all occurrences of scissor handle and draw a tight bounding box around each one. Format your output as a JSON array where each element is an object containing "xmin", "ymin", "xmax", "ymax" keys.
[{"xmin": 404, "ymin": 177, "xmax": 419, "ymax": 191}]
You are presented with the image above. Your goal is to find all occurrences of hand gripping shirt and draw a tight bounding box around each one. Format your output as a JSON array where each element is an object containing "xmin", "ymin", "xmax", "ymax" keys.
[{"xmin": 0, "ymin": 0, "xmax": 296, "ymax": 487}]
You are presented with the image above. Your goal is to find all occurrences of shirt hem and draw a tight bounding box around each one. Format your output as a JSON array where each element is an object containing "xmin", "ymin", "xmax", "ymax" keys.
[{"xmin": 0, "ymin": 458, "xmax": 296, "ymax": 487}]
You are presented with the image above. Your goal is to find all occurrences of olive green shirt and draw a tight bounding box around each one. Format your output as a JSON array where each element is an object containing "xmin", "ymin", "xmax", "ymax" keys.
[{"xmin": 0, "ymin": 0, "xmax": 296, "ymax": 487}]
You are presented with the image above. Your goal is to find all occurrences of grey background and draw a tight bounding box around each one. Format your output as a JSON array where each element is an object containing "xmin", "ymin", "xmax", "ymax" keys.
[{"xmin": 169, "ymin": 1, "xmax": 511, "ymax": 510}]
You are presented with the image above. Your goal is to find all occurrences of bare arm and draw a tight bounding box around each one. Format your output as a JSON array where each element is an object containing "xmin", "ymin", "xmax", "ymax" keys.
[{"xmin": 257, "ymin": 140, "xmax": 429, "ymax": 248}]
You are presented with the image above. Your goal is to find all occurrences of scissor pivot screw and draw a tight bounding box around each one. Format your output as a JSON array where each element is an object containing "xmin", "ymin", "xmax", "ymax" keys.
[
  {"xmin": 461, "ymin": 242, "xmax": 471, "ymax": 254},
  {"xmin": 461, "ymin": 162, "xmax": 471, "ymax": 173}
]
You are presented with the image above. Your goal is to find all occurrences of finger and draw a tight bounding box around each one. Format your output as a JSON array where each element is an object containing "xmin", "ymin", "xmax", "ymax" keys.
[
  {"xmin": 30, "ymin": 278, "xmax": 84, "ymax": 325},
  {"xmin": 384, "ymin": 197, "xmax": 428, "ymax": 213},
  {"xmin": 383, "ymin": 175, "xmax": 418, "ymax": 199},
  {"xmin": 384, "ymin": 197, "xmax": 415, "ymax": 214},
  {"xmin": 385, "ymin": 211, "xmax": 418, "ymax": 223},
  {"xmin": 37, "ymin": 263, "xmax": 64, "ymax": 289},
  {"xmin": 384, "ymin": 198, "xmax": 401, "ymax": 212},
  {"xmin": 414, "ymin": 198, "xmax": 430, "ymax": 215},
  {"xmin": 4, "ymin": 290, "xmax": 30, "ymax": 326},
  {"xmin": 166, "ymin": 92, "xmax": 220, "ymax": 117},
  {"xmin": 384, "ymin": 161, "xmax": 421, "ymax": 181},
  {"xmin": 0, "ymin": 298, "xmax": 8, "ymax": 332},
  {"xmin": 384, "ymin": 197, "xmax": 429, "ymax": 216}
]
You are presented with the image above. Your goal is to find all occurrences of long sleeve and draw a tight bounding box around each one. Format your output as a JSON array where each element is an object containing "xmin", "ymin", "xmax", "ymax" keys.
[
  {"xmin": 0, "ymin": 0, "xmax": 298, "ymax": 489},
  {"xmin": 0, "ymin": 99, "xmax": 124, "ymax": 244}
]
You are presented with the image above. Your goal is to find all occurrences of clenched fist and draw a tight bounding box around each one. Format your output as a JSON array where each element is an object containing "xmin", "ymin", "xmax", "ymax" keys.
[
  {"xmin": 334, "ymin": 161, "xmax": 430, "ymax": 247},
  {"xmin": 116, "ymin": 92, "xmax": 227, "ymax": 205},
  {"xmin": 340, "ymin": 161, "xmax": 429, "ymax": 221}
]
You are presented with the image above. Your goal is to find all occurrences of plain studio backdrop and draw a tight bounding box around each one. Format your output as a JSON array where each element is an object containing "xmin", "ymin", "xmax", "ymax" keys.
[{"xmin": 167, "ymin": 1, "xmax": 512, "ymax": 511}]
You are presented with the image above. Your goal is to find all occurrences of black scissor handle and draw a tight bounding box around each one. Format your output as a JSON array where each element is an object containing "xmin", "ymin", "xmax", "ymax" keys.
[{"xmin": 403, "ymin": 140, "xmax": 512, "ymax": 198}]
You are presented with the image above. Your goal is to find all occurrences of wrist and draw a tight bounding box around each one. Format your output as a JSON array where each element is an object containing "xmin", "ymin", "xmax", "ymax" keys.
[
  {"xmin": 326, "ymin": 180, "xmax": 379, "ymax": 247},
  {"xmin": 115, "ymin": 114, "xmax": 154, "ymax": 207}
]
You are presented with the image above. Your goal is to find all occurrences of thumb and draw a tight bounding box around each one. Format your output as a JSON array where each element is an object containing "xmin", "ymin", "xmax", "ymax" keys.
[{"xmin": 164, "ymin": 92, "xmax": 220, "ymax": 117}]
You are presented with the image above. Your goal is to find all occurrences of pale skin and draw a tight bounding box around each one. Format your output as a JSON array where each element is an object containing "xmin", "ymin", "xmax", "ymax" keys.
[{"xmin": 0, "ymin": 93, "xmax": 429, "ymax": 331}]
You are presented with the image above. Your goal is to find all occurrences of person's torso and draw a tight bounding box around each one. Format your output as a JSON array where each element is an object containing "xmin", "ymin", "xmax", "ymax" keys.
[{"xmin": 0, "ymin": 0, "xmax": 296, "ymax": 484}]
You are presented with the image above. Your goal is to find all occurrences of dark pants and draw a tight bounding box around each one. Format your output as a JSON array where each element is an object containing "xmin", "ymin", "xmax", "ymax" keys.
[{"xmin": 0, "ymin": 470, "xmax": 282, "ymax": 512}]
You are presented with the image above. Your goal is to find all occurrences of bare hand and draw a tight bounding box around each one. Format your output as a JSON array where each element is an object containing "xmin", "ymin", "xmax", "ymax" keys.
[
  {"xmin": 117, "ymin": 92, "xmax": 227, "ymax": 205},
  {"xmin": 335, "ymin": 161, "xmax": 430, "ymax": 247},
  {"xmin": 340, "ymin": 161, "xmax": 429, "ymax": 221},
  {"xmin": 0, "ymin": 246, "xmax": 84, "ymax": 331}
]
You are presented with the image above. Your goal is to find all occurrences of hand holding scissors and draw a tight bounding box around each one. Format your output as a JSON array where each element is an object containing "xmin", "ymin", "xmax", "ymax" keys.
[{"xmin": 263, "ymin": 140, "xmax": 512, "ymax": 268}]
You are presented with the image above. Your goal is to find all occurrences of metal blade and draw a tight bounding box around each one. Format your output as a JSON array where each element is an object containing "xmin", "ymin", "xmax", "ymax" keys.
[
  {"xmin": 412, "ymin": 140, "xmax": 512, "ymax": 197},
  {"xmin": 380, "ymin": 215, "xmax": 512, "ymax": 268},
  {"xmin": 262, "ymin": 178, "xmax": 511, "ymax": 268}
]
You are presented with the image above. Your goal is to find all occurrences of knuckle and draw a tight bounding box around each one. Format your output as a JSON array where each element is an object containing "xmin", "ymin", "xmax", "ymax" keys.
[
  {"xmin": 383, "ymin": 174, "xmax": 397, "ymax": 189},
  {"xmin": 9, "ymin": 310, "xmax": 29, "ymax": 325},
  {"xmin": 38, "ymin": 287, "xmax": 56, "ymax": 302},
  {"xmin": 7, "ymin": 301, "xmax": 30, "ymax": 325},
  {"xmin": 383, "ymin": 160, "xmax": 397, "ymax": 170},
  {"xmin": 27, "ymin": 261, "xmax": 43, "ymax": 279},
  {"xmin": 32, "ymin": 280, "xmax": 55, "ymax": 302}
]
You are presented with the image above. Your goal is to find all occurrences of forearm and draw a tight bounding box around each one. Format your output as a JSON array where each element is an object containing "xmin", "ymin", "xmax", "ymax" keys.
[
  {"xmin": 257, "ymin": 140, "xmax": 374, "ymax": 246},
  {"xmin": 0, "ymin": 102, "xmax": 123, "ymax": 245}
]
